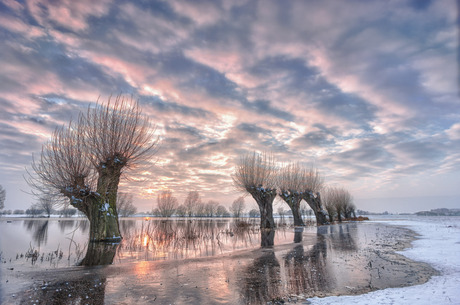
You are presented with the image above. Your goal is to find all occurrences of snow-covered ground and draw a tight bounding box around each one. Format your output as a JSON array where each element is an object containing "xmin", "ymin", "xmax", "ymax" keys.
[{"xmin": 308, "ymin": 216, "xmax": 460, "ymax": 305}]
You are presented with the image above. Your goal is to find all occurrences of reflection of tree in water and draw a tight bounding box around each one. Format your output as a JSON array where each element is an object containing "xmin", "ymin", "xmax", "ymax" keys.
[
  {"xmin": 241, "ymin": 248, "xmax": 281, "ymax": 304},
  {"xmin": 58, "ymin": 219, "xmax": 75, "ymax": 233},
  {"xmin": 120, "ymin": 219, "xmax": 259, "ymax": 260},
  {"xmin": 78, "ymin": 219, "xmax": 89, "ymax": 234},
  {"xmin": 294, "ymin": 227, "xmax": 304, "ymax": 243},
  {"xmin": 283, "ymin": 232, "xmax": 330, "ymax": 296},
  {"xmin": 281, "ymin": 224, "xmax": 358, "ymax": 297},
  {"xmin": 323, "ymin": 223, "xmax": 358, "ymax": 252},
  {"xmin": 119, "ymin": 219, "xmax": 136, "ymax": 234},
  {"xmin": 79, "ymin": 242, "xmax": 119, "ymax": 266},
  {"xmin": 24, "ymin": 220, "xmax": 49, "ymax": 247},
  {"xmin": 260, "ymin": 229, "xmax": 275, "ymax": 247}
]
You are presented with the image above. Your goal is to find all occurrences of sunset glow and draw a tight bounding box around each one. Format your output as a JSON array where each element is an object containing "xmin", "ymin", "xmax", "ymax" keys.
[{"xmin": 0, "ymin": 0, "xmax": 458, "ymax": 213}]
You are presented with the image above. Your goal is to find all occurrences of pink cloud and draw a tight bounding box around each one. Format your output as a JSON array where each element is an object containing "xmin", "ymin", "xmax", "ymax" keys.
[
  {"xmin": 26, "ymin": 0, "xmax": 111, "ymax": 32},
  {"xmin": 0, "ymin": 13, "xmax": 45, "ymax": 39},
  {"xmin": 114, "ymin": 3, "xmax": 190, "ymax": 54},
  {"xmin": 169, "ymin": 0, "xmax": 223, "ymax": 27}
]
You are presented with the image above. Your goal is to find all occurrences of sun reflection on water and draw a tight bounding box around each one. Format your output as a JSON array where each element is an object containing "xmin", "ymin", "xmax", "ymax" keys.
[{"xmin": 134, "ymin": 260, "xmax": 151, "ymax": 276}]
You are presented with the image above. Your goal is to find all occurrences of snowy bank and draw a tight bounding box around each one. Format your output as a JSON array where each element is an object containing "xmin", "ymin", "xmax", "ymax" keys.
[{"xmin": 307, "ymin": 216, "xmax": 460, "ymax": 305}]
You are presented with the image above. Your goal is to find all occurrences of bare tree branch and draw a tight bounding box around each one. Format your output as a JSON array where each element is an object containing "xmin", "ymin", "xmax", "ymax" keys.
[
  {"xmin": 157, "ymin": 190, "xmax": 178, "ymax": 217},
  {"xmin": 232, "ymin": 152, "xmax": 277, "ymax": 229},
  {"xmin": 26, "ymin": 95, "xmax": 159, "ymax": 242}
]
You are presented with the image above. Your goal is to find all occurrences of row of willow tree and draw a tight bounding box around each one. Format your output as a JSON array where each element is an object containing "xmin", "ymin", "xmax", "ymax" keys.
[
  {"xmin": 232, "ymin": 153, "xmax": 356, "ymax": 229},
  {"xmin": 28, "ymin": 96, "xmax": 355, "ymax": 243}
]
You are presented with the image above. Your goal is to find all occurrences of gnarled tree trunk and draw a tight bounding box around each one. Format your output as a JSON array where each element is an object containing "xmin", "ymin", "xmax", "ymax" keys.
[
  {"xmin": 29, "ymin": 97, "xmax": 160, "ymax": 245},
  {"xmin": 86, "ymin": 196, "xmax": 121, "ymax": 242},
  {"xmin": 279, "ymin": 192, "xmax": 304, "ymax": 226},
  {"xmin": 251, "ymin": 188, "xmax": 277, "ymax": 229},
  {"xmin": 303, "ymin": 192, "xmax": 329, "ymax": 225},
  {"xmin": 79, "ymin": 241, "xmax": 119, "ymax": 266}
]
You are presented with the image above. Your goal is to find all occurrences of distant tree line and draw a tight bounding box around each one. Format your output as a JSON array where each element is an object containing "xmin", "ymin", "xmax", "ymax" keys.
[
  {"xmin": 151, "ymin": 190, "xmax": 231, "ymax": 217},
  {"xmin": 415, "ymin": 208, "xmax": 460, "ymax": 216}
]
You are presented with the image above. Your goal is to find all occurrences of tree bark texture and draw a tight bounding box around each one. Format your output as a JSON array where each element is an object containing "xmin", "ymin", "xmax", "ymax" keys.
[
  {"xmin": 260, "ymin": 228, "xmax": 275, "ymax": 247},
  {"xmin": 64, "ymin": 161, "xmax": 123, "ymax": 242},
  {"xmin": 249, "ymin": 188, "xmax": 277, "ymax": 229},
  {"xmin": 79, "ymin": 242, "xmax": 119, "ymax": 266},
  {"xmin": 279, "ymin": 192, "xmax": 305, "ymax": 226},
  {"xmin": 303, "ymin": 192, "xmax": 329, "ymax": 226}
]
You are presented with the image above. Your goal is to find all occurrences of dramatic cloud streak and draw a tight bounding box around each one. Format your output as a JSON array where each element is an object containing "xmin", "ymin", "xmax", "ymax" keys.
[{"xmin": 0, "ymin": 0, "xmax": 458, "ymax": 213}]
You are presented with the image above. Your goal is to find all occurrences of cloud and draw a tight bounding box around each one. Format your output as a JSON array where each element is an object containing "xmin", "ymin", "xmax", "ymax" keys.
[
  {"xmin": 27, "ymin": 0, "xmax": 112, "ymax": 32},
  {"xmin": 0, "ymin": 0, "xmax": 458, "ymax": 212}
]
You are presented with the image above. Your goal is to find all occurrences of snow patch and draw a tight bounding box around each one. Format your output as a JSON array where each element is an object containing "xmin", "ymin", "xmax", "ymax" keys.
[{"xmin": 307, "ymin": 216, "xmax": 460, "ymax": 305}]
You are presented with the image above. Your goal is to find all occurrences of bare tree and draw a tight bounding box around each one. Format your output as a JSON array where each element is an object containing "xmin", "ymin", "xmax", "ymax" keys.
[
  {"xmin": 324, "ymin": 187, "xmax": 353, "ymax": 222},
  {"xmin": 300, "ymin": 167, "xmax": 329, "ymax": 225},
  {"xmin": 36, "ymin": 194, "xmax": 59, "ymax": 217},
  {"xmin": 205, "ymin": 200, "xmax": 218, "ymax": 217},
  {"xmin": 0, "ymin": 184, "xmax": 5, "ymax": 210},
  {"xmin": 231, "ymin": 196, "xmax": 245, "ymax": 218},
  {"xmin": 278, "ymin": 163, "xmax": 306, "ymax": 226},
  {"xmin": 343, "ymin": 198, "xmax": 356, "ymax": 219},
  {"xmin": 216, "ymin": 205, "xmax": 229, "ymax": 217},
  {"xmin": 184, "ymin": 191, "xmax": 201, "ymax": 217},
  {"xmin": 277, "ymin": 206, "xmax": 284, "ymax": 217},
  {"xmin": 299, "ymin": 201, "xmax": 310, "ymax": 219},
  {"xmin": 28, "ymin": 96, "xmax": 159, "ymax": 242},
  {"xmin": 117, "ymin": 193, "xmax": 137, "ymax": 217},
  {"xmin": 322, "ymin": 187, "xmax": 336, "ymax": 223},
  {"xmin": 60, "ymin": 202, "xmax": 77, "ymax": 217},
  {"xmin": 195, "ymin": 202, "xmax": 206, "ymax": 217},
  {"xmin": 152, "ymin": 208, "xmax": 160, "ymax": 216},
  {"xmin": 233, "ymin": 152, "xmax": 277, "ymax": 229},
  {"xmin": 176, "ymin": 204, "xmax": 187, "ymax": 217},
  {"xmin": 26, "ymin": 204, "xmax": 44, "ymax": 217},
  {"xmin": 337, "ymin": 188, "xmax": 354, "ymax": 220},
  {"xmin": 249, "ymin": 208, "xmax": 260, "ymax": 218},
  {"xmin": 157, "ymin": 190, "xmax": 178, "ymax": 217}
]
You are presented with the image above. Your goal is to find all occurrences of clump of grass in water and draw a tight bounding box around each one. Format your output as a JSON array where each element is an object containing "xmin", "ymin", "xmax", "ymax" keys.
[
  {"xmin": 120, "ymin": 220, "xmax": 225, "ymax": 260},
  {"xmin": 25, "ymin": 244, "xmax": 39, "ymax": 265}
]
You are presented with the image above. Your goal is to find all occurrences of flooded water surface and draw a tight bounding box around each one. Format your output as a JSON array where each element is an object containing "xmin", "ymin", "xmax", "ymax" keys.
[{"xmin": 0, "ymin": 217, "xmax": 437, "ymax": 304}]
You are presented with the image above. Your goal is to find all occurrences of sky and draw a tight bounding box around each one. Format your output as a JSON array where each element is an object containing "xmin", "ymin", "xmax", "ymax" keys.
[{"xmin": 0, "ymin": 0, "xmax": 459, "ymax": 214}]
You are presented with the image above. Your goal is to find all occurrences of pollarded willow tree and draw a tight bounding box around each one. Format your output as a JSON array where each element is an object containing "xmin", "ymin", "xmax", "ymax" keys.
[
  {"xmin": 322, "ymin": 187, "xmax": 336, "ymax": 223},
  {"xmin": 233, "ymin": 152, "xmax": 277, "ymax": 229},
  {"xmin": 333, "ymin": 187, "xmax": 354, "ymax": 222},
  {"xmin": 321, "ymin": 186, "xmax": 355, "ymax": 222},
  {"xmin": 300, "ymin": 167, "xmax": 329, "ymax": 225},
  {"xmin": 278, "ymin": 163, "xmax": 306, "ymax": 226},
  {"xmin": 28, "ymin": 96, "xmax": 159, "ymax": 242},
  {"xmin": 278, "ymin": 164, "xmax": 329, "ymax": 226}
]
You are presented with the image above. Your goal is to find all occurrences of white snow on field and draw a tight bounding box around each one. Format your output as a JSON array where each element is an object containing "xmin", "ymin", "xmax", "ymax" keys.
[{"xmin": 308, "ymin": 216, "xmax": 460, "ymax": 305}]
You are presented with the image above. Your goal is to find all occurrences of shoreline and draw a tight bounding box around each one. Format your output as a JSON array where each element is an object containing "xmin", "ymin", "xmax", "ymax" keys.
[{"xmin": 306, "ymin": 217, "xmax": 460, "ymax": 304}]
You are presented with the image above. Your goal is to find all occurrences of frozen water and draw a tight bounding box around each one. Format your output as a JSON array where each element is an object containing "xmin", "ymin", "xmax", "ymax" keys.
[{"xmin": 307, "ymin": 216, "xmax": 460, "ymax": 305}]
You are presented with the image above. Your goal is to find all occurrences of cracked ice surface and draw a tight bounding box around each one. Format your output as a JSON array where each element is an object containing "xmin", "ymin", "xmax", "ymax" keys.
[{"xmin": 307, "ymin": 216, "xmax": 460, "ymax": 305}]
